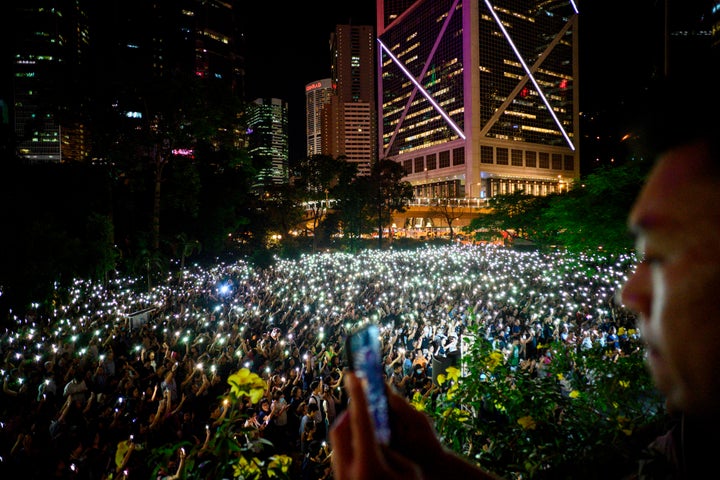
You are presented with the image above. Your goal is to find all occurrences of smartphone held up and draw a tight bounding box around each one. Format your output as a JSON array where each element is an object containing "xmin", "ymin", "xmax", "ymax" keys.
[{"xmin": 345, "ymin": 323, "xmax": 391, "ymax": 445}]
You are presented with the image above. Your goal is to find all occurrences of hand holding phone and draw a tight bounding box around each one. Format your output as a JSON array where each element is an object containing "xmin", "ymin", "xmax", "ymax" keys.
[{"xmin": 345, "ymin": 323, "xmax": 391, "ymax": 445}]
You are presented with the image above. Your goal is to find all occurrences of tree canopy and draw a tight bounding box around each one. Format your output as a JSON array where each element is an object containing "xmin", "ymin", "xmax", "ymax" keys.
[{"xmin": 465, "ymin": 160, "xmax": 652, "ymax": 253}]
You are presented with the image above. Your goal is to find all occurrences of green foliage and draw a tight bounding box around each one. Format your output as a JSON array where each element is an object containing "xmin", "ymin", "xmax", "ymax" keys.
[
  {"xmin": 537, "ymin": 161, "xmax": 650, "ymax": 253},
  {"xmin": 84, "ymin": 212, "xmax": 120, "ymax": 281},
  {"xmin": 465, "ymin": 161, "xmax": 652, "ymax": 253},
  {"xmin": 293, "ymin": 154, "xmax": 350, "ymax": 251},
  {"xmin": 334, "ymin": 173, "xmax": 376, "ymax": 250},
  {"xmin": 370, "ymin": 159, "xmax": 414, "ymax": 246},
  {"xmin": 148, "ymin": 369, "xmax": 293, "ymax": 480},
  {"xmin": 425, "ymin": 331, "xmax": 666, "ymax": 479},
  {"xmin": 466, "ymin": 192, "xmax": 551, "ymax": 243},
  {"xmin": 260, "ymin": 184, "xmax": 306, "ymax": 239}
]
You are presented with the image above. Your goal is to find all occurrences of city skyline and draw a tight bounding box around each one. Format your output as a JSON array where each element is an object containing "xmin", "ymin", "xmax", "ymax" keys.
[
  {"xmin": 243, "ymin": 0, "xmax": 718, "ymax": 164},
  {"xmin": 241, "ymin": 2, "xmax": 375, "ymax": 163},
  {"xmin": 3, "ymin": 1, "xmax": 715, "ymax": 167},
  {"xmin": 241, "ymin": 1, "xmax": 661, "ymax": 165}
]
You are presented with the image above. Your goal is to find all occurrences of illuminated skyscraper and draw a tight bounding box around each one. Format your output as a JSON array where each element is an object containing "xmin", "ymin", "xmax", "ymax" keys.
[
  {"xmin": 247, "ymin": 98, "xmax": 289, "ymax": 185},
  {"xmin": 327, "ymin": 24, "xmax": 376, "ymax": 176},
  {"xmin": 305, "ymin": 78, "xmax": 335, "ymax": 157},
  {"xmin": 377, "ymin": 0, "xmax": 580, "ymax": 199},
  {"xmin": 8, "ymin": 0, "xmax": 244, "ymax": 163},
  {"xmin": 12, "ymin": 0, "xmax": 91, "ymax": 162}
]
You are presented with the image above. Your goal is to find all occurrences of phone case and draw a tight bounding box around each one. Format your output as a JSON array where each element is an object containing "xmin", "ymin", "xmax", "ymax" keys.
[{"xmin": 346, "ymin": 323, "xmax": 391, "ymax": 444}]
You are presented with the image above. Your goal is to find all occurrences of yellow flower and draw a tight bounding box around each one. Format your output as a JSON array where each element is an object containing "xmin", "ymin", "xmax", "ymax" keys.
[
  {"xmin": 267, "ymin": 455, "xmax": 292, "ymax": 478},
  {"xmin": 446, "ymin": 383, "xmax": 459, "ymax": 400},
  {"xmin": 517, "ymin": 415, "xmax": 537, "ymax": 430},
  {"xmin": 233, "ymin": 455, "xmax": 262, "ymax": 480},
  {"xmin": 618, "ymin": 380, "xmax": 630, "ymax": 388},
  {"xmin": 487, "ymin": 351, "xmax": 504, "ymax": 371},
  {"xmin": 442, "ymin": 407, "xmax": 470, "ymax": 422},
  {"xmin": 228, "ymin": 368, "xmax": 267, "ymax": 404},
  {"xmin": 445, "ymin": 366, "xmax": 461, "ymax": 382},
  {"xmin": 616, "ymin": 415, "xmax": 633, "ymax": 436},
  {"xmin": 410, "ymin": 391, "xmax": 426, "ymax": 411},
  {"xmin": 114, "ymin": 439, "xmax": 132, "ymax": 469},
  {"xmin": 556, "ymin": 373, "xmax": 564, "ymax": 381},
  {"xmin": 438, "ymin": 366, "xmax": 461, "ymax": 386},
  {"xmin": 569, "ymin": 390, "xmax": 580, "ymax": 399}
]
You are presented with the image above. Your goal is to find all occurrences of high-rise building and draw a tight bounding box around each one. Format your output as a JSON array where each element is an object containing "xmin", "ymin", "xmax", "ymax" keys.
[
  {"xmin": 305, "ymin": 79, "xmax": 335, "ymax": 157},
  {"xmin": 663, "ymin": 1, "xmax": 720, "ymax": 78},
  {"xmin": 327, "ymin": 24, "xmax": 376, "ymax": 176},
  {"xmin": 377, "ymin": 0, "xmax": 580, "ymax": 200},
  {"xmin": 187, "ymin": 0, "xmax": 245, "ymax": 96},
  {"xmin": 247, "ymin": 98, "xmax": 289, "ymax": 186},
  {"xmin": 7, "ymin": 0, "xmax": 244, "ymax": 163},
  {"xmin": 91, "ymin": 0, "xmax": 244, "ymax": 95},
  {"xmin": 12, "ymin": 0, "xmax": 92, "ymax": 162}
]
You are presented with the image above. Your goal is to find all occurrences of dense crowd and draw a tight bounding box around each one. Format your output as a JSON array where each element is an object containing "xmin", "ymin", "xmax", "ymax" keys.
[{"xmin": 0, "ymin": 243, "xmax": 638, "ymax": 479}]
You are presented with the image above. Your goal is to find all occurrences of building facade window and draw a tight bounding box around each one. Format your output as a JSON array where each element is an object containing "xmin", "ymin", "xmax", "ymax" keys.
[
  {"xmin": 539, "ymin": 152, "xmax": 550, "ymax": 169},
  {"xmin": 452, "ymin": 147, "xmax": 465, "ymax": 165},
  {"xmin": 525, "ymin": 150, "xmax": 537, "ymax": 168},
  {"xmin": 403, "ymin": 159, "xmax": 413, "ymax": 175},
  {"xmin": 439, "ymin": 150, "xmax": 450, "ymax": 168},
  {"xmin": 426, "ymin": 153, "xmax": 437, "ymax": 170},
  {"xmin": 552, "ymin": 153, "xmax": 562, "ymax": 170},
  {"xmin": 481, "ymin": 145, "xmax": 494, "ymax": 164},
  {"xmin": 496, "ymin": 147, "xmax": 508, "ymax": 165}
]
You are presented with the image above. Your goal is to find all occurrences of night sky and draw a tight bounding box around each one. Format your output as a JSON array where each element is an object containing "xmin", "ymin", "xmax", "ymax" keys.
[
  {"xmin": 240, "ymin": 1, "xmax": 662, "ymax": 163},
  {"xmin": 242, "ymin": 2, "xmax": 375, "ymax": 162}
]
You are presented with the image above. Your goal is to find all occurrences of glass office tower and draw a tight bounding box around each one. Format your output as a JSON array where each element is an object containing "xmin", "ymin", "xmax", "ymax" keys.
[
  {"xmin": 248, "ymin": 98, "xmax": 290, "ymax": 186},
  {"xmin": 377, "ymin": 0, "xmax": 580, "ymax": 199}
]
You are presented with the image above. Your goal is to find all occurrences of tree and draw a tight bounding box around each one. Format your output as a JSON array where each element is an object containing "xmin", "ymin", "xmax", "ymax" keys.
[
  {"xmin": 333, "ymin": 163, "xmax": 375, "ymax": 251},
  {"xmin": 173, "ymin": 232, "xmax": 202, "ymax": 272},
  {"xmin": 193, "ymin": 146, "xmax": 256, "ymax": 259},
  {"xmin": 464, "ymin": 161, "xmax": 650, "ymax": 252},
  {"xmin": 429, "ymin": 198, "xmax": 464, "ymax": 240},
  {"xmin": 102, "ymin": 73, "xmax": 250, "ymax": 266},
  {"xmin": 426, "ymin": 331, "xmax": 666, "ymax": 479},
  {"xmin": 370, "ymin": 159, "xmax": 414, "ymax": 248},
  {"xmin": 85, "ymin": 212, "xmax": 120, "ymax": 284},
  {"xmin": 466, "ymin": 190, "xmax": 550, "ymax": 244},
  {"xmin": 537, "ymin": 161, "xmax": 649, "ymax": 253},
  {"xmin": 255, "ymin": 184, "xmax": 308, "ymax": 257},
  {"xmin": 293, "ymin": 155, "xmax": 348, "ymax": 252}
]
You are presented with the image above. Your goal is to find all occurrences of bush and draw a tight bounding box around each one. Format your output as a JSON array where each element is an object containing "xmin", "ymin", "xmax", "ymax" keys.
[{"xmin": 423, "ymin": 331, "xmax": 667, "ymax": 479}]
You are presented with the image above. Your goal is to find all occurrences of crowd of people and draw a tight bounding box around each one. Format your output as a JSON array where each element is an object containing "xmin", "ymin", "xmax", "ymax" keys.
[
  {"xmin": 0, "ymin": 242, "xmax": 638, "ymax": 479},
  {"xmin": 329, "ymin": 75, "xmax": 720, "ymax": 480}
]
